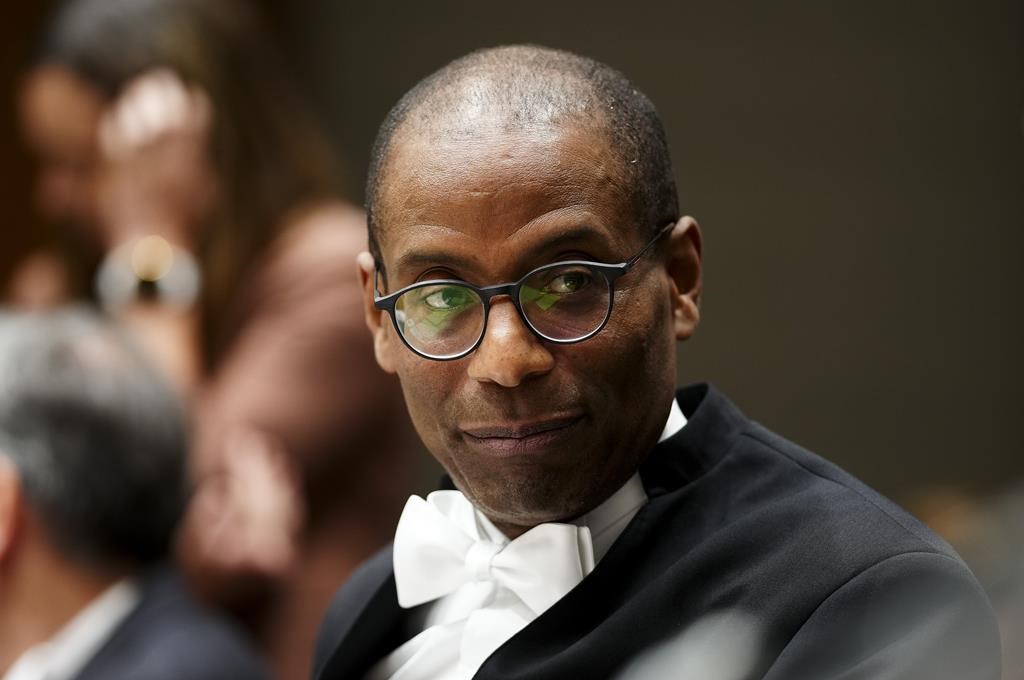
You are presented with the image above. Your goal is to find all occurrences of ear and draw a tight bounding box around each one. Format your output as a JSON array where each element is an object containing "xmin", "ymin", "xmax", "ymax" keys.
[
  {"xmin": 665, "ymin": 216, "xmax": 703, "ymax": 341},
  {"xmin": 0, "ymin": 456, "xmax": 22, "ymax": 562},
  {"xmin": 357, "ymin": 251, "xmax": 398, "ymax": 374}
]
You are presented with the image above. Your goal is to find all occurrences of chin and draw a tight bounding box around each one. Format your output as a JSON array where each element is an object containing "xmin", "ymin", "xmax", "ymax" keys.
[{"xmin": 466, "ymin": 474, "xmax": 595, "ymax": 529}]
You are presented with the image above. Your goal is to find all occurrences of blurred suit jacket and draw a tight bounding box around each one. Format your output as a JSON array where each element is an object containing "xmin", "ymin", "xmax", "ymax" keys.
[
  {"xmin": 73, "ymin": 568, "xmax": 270, "ymax": 680},
  {"xmin": 313, "ymin": 384, "xmax": 1001, "ymax": 680}
]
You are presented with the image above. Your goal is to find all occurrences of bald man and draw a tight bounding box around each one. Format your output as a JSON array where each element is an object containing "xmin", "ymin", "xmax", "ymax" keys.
[{"xmin": 313, "ymin": 46, "xmax": 1000, "ymax": 680}]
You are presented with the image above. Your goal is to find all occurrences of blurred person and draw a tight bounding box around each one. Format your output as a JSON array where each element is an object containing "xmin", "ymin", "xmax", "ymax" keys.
[
  {"xmin": 910, "ymin": 484, "xmax": 1024, "ymax": 679},
  {"xmin": 16, "ymin": 1, "xmax": 420, "ymax": 677},
  {"xmin": 0, "ymin": 307, "xmax": 269, "ymax": 680},
  {"xmin": 313, "ymin": 46, "xmax": 1001, "ymax": 680}
]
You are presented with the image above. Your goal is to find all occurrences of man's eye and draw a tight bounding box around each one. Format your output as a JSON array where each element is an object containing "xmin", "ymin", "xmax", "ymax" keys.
[
  {"xmin": 520, "ymin": 268, "xmax": 595, "ymax": 311},
  {"xmin": 423, "ymin": 286, "xmax": 474, "ymax": 310},
  {"xmin": 546, "ymin": 270, "xmax": 592, "ymax": 294}
]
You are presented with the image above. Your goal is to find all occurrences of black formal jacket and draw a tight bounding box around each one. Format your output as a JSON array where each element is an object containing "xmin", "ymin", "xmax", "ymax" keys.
[
  {"xmin": 73, "ymin": 567, "xmax": 270, "ymax": 680},
  {"xmin": 313, "ymin": 384, "xmax": 1001, "ymax": 680}
]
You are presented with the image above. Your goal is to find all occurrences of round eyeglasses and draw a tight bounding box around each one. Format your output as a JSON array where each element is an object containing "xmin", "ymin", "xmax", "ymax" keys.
[{"xmin": 373, "ymin": 223, "xmax": 674, "ymax": 360}]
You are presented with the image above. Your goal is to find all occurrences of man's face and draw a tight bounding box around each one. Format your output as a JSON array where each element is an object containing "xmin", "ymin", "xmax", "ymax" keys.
[{"xmin": 364, "ymin": 119, "xmax": 699, "ymax": 535}]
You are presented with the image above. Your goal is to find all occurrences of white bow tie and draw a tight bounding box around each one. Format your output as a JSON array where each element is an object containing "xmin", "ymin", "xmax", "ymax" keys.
[{"xmin": 393, "ymin": 491, "xmax": 595, "ymax": 615}]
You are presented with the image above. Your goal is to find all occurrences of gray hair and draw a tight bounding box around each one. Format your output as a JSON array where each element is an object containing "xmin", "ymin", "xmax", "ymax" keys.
[{"xmin": 0, "ymin": 307, "xmax": 186, "ymax": 569}]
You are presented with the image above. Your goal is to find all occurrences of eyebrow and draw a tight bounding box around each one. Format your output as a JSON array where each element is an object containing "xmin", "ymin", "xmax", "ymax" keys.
[
  {"xmin": 529, "ymin": 225, "xmax": 613, "ymax": 257},
  {"xmin": 392, "ymin": 249, "xmax": 477, "ymax": 278},
  {"xmin": 391, "ymin": 224, "xmax": 614, "ymax": 281}
]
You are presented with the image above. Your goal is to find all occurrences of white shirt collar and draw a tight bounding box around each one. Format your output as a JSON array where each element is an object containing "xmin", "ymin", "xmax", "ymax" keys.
[
  {"xmin": 577, "ymin": 397, "xmax": 686, "ymax": 561},
  {"xmin": 2, "ymin": 579, "xmax": 140, "ymax": 680},
  {"xmin": 660, "ymin": 397, "xmax": 687, "ymax": 443}
]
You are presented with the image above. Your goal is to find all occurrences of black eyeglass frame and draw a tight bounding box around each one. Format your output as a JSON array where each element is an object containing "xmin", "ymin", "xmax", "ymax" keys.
[{"xmin": 373, "ymin": 222, "xmax": 675, "ymax": 361}]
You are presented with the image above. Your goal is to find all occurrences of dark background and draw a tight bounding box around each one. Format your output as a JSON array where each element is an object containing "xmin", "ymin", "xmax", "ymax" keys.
[{"xmin": 3, "ymin": 1, "xmax": 1022, "ymax": 504}]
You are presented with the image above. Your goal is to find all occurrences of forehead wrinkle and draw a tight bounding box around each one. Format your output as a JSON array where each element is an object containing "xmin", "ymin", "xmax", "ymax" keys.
[
  {"xmin": 383, "ymin": 139, "xmax": 629, "ymax": 222},
  {"xmin": 387, "ymin": 222, "xmax": 467, "ymax": 269},
  {"xmin": 498, "ymin": 206, "xmax": 612, "ymax": 245},
  {"xmin": 380, "ymin": 162, "xmax": 614, "ymax": 231},
  {"xmin": 389, "ymin": 185, "xmax": 616, "ymax": 249}
]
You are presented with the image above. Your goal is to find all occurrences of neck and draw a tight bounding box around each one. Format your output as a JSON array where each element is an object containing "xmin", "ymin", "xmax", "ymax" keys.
[
  {"xmin": 489, "ymin": 519, "xmax": 532, "ymax": 540},
  {"xmin": 0, "ymin": 537, "xmax": 123, "ymax": 674}
]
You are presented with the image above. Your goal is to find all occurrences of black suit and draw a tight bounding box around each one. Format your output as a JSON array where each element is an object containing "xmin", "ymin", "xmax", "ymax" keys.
[
  {"xmin": 314, "ymin": 384, "xmax": 1001, "ymax": 680},
  {"xmin": 73, "ymin": 567, "xmax": 270, "ymax": 680}
]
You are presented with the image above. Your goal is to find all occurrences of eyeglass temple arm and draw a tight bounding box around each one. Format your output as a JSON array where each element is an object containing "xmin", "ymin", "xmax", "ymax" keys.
[
  {"xmin": 373, "ymin": 269, "xmax": 390, "ymax": 305},
  {"xmin": 625, "ymin": 222, "xmax": 676, "ymax": 269}
]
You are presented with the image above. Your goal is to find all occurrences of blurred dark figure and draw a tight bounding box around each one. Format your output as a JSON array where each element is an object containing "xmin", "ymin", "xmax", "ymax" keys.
[
  {"xmin": 910, "ymin": 484, "xmax": 1024, "ymax": 680},
  {"xmin": 14, "ymin": 1, "xmax": 420, "ymax": 677},
  {"xmin": 0, "ymin": 308, "xmax": 269, "ymax": 680}
]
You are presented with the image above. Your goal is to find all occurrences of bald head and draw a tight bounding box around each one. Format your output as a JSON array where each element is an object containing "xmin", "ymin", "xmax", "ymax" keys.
[{"xmin": 366, "ymin": 45, "xmax": 679, "ymax": 267}]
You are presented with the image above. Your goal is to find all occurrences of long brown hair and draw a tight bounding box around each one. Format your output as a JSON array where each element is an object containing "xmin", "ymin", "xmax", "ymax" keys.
[{"xmin": 37, "ymin": 0, "xmax": 342, "ymax": 368}]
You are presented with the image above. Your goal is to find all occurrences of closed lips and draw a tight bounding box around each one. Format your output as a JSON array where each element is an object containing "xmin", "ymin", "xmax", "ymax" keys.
[{"xmin": 461, "ymin": 414, "xmax": 584, "ymax": 439}]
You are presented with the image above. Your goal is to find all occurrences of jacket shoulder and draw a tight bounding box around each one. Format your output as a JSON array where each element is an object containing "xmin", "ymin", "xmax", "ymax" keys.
[
  {"xmin": 75, "ymin": 570, "xmax": 270, "ymax": 680},
  {"xmin": 313, "ymin": 545, "xmax": 395, "ymax": 678},
  {"xmin": 740, "ymin": 421, "xmax": 960, "ymax": 559},
  {"xmin": 763, "ymin": 550, "xmax": 1001, "ymax": 679}
]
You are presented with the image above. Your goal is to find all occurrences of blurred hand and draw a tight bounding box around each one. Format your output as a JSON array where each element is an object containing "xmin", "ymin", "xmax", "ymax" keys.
[
  {"xmin": 179, "ymin": 428, "xmax": 305, "ymax": 597},
  {"xmin": 94, "ymin": 69, "xmax": 217, "ymax": 251}
]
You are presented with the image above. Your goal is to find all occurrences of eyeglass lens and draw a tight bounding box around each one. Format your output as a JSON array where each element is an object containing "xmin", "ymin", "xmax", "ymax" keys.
[{"xmin": 394, "ymin": 263, "xmax": 611, "ymax": 358}]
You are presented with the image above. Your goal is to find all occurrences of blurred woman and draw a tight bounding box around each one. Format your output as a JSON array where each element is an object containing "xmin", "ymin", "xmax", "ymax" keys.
[{"xmin": 16, "ymin": 1, "xmax": 420, "ymax": 677}]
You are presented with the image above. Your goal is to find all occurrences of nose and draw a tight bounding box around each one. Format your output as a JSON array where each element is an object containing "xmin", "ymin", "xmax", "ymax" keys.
[{"xmin": 467, "ymin": 298, "xmax": 555, "ymax": 387}]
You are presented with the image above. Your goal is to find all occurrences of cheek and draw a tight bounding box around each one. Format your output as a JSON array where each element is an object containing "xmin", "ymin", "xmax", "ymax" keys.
[
  {"xmin": 393, "ymin": 356, "xmax": 462, "ymax": 456},
  {"xmin": 601, "ymin": 285, "xmax": 677, "ymax": 387}
]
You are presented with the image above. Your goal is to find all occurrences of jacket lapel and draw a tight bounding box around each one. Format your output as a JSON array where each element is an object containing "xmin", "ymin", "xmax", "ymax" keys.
[{"xmin": 317, "ymin": 549, "xmax": 409, "ymax": 680}]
